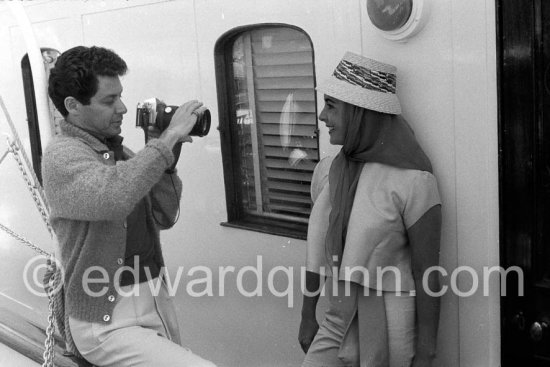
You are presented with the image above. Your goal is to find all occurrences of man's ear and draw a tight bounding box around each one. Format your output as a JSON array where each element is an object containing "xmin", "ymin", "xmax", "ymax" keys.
[{"xmin": 64, "ymin": 97, "xmax": 81, "ymax": 116}]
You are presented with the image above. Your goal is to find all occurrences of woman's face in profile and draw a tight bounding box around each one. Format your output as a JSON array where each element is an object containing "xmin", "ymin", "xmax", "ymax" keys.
[{"xmin": 319, "ymin": 95, "xmax": 346, "ymax": 145}]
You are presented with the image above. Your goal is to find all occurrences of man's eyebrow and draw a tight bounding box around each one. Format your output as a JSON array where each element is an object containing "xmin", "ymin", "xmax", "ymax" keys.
[
  {"xmin": 324, "ymin": 97, "xmax": 337, "ymax": 104},
  {"xmin": 100, "ymin": 91, "xmax": 122, "ymax": 100}
]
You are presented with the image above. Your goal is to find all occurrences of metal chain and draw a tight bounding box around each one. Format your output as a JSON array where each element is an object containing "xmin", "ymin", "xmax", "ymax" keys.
[
  {"xmin": 7, "ymin": 138, "xmax": 54, "ymax": 237},
  {"xmin": 4, "ymin": 219, "xmax": 58, "ymax": 366},
  {"xmin": 0, "ymin": 97, "xmax": 39, "ymax": 180},
  {"xmin": 0, "ymin": 221, "xmax": 50, "ymax": 257},
  {"xmin": 0, "ymin": 222, "xmax": 56, "ymax": 366},
  {"xmin": 42, "ymin": 279, "xmax": 56, "ymax": 367},
  {"xmin": 7, "ymin": 137, "xmax": 50, "ymax": 213},
  {"xmin": 1, "ymin": 96, "xmax": 52, "ymax": 236},
  {"xmin": 1, "ymin": 97, "xmax": 57, "ymax": 366}
]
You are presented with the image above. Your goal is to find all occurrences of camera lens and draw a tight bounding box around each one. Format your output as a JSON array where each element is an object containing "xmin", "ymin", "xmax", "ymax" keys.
[
  {"xmin": 154, "ymin": 103, "xmax": 211, "ymax": 137},
  {"xmin": 189, "ymin": 109, "xmax": 211, "ymax": 137}
]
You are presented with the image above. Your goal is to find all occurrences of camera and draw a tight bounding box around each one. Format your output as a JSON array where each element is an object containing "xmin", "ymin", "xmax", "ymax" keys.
[{"xmin": 136, "ymin": 98, "xmax": 211, "ymax": 137}]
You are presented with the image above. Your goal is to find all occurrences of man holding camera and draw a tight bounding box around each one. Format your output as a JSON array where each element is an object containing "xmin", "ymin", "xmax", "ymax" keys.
[{"xmin": 43, "ymin": 45, "xmax": 216, "ymax": 367}]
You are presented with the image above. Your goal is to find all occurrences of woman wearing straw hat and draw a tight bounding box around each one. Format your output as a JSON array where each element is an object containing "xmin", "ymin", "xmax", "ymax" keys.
[{"xmin": 299, "ymin": 52, "xmax": 442, "ymax": 367}]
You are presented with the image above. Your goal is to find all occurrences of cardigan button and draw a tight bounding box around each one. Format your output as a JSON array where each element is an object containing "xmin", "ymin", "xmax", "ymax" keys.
[
  {"xmin": 108, "ymin": 295, "xmax": 115, "ymax": 302},
  {"xmin": 117, "ymin": 258, "xmax": 123, "ymax": 265},
  {"xmin": 103, "ymin": 152, "xmax": 110, "ymax": 160},
  {"xmin": 103, "ymin": 315, "xmax": 110, "ymax": 322}
]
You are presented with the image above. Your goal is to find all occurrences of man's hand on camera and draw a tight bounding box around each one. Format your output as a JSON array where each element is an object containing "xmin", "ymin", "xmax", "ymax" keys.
[
  {"xmin": 148, "ymin": 126, "xmax": 192, "ymax": 143},
  {"xmin": 147, "ymin": 125, "xmax": 188, "ymax": 173},
  {"xmin": 158, "ymin": 100, "xmax": 202, "ymax": 149}
]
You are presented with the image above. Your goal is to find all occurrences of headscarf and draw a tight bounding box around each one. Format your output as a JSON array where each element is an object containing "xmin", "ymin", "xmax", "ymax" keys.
[{"xmin": 325, "ymin": 103, "xmax": 433, "ymax": 266}]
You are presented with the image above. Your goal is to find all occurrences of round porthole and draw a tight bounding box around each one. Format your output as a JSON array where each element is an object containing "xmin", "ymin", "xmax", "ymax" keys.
[{"xmin": 366, "ymin": 0, "xmax": 431, "ymax": 41}]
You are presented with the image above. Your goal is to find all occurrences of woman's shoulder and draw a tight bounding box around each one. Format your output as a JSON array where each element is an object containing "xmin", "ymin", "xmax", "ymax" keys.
[
  {"xmin": 315, "ymin": 155, "xmax": 335, "ymax": 173},
  {"xmin": 310, "ymin": 155, "xmax": 335, "ymax": 201},
  {"xmin": 358, "ymin": 163, "xmax": 440, "ymax": 205},
  {"xmin": 356, "ymin": 163, "xmax": 441, "ymax": 226},
  {"xmin": 361, "ymin": 162, "xmax": 437, "ymax": 186}
]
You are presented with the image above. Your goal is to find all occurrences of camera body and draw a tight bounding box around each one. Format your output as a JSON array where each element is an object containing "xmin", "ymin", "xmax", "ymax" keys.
[{"xmin": 136, "ymin": 98, "xmax": 210, "ymax": 137}]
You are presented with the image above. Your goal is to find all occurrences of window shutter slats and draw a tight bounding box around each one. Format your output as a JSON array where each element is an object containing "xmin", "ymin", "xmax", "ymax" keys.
[
  {"xmin": 262, "ymin": 135, "xmax": 318, "ymax": 149},
  {"xmin": 266, "ymin": 180, "xmax": 311, "ymax": 193},
  {"xmin": 229, "ymin": 26, "xmax": 318, "ymax": 233},
  {"xmin": 248, "ymin": 144, "xmax": 317, "ymax": 158},
  {"xmin": 261, "ymin": 124, "xmax": 317, "ymax": 137},
  {"xmin": 269, "ymin": 193, "xmax": 312, "ymax": 206},
  {"xmin": 257, "ymin": 101, "xmax": 316, "ymax": 113},
  {"xmin": 266, "ymin": 168, "xmax": 313, "ymax": 181},
  {"xmin": 251, "ymin": 40, "xmax": 311, "ymax": 54},
  {"xmin": 256, "ymin": 89, "xmax": 315, "ymax": 102},
  {"xmin": 256, "ymin": 76, "xmax": 314, "ymax": 90},
  {"xmin": 254, "ymin": 52, "xmax": 313, "ymax": 66},
  {"xmin": 263, "ymin": 146, "xmax": 316, "ymax": 159},
  {"xmin": 268, "ymin": 204, "xmax": 310, "ymax": 218},
  {"xmin": 254, "ymin": 64, "xmax": 313, "ymax": 78},
  {"xmin": 259, "ymin": 112, "xmax": 316, "ymax": 125},
  {"xmin": 265, "ymin": 158, "xmax": 317, "ymax": 171}
]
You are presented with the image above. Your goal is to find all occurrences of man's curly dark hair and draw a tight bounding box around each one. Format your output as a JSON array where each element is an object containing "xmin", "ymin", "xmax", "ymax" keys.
[{"xmin": 48, "ymin": 46, "xmax": 128, "ymax": 116}]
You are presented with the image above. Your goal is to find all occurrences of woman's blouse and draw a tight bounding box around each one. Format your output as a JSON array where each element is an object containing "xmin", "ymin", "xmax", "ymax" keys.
[{"xmin": 306, "ymin": 156, "xmax": 441, "ymax": 292}]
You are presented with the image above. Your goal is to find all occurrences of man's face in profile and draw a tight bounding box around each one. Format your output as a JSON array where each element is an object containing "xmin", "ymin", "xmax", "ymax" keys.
[{"xmin": 78, "ymin": 75, "xmax": 127, "ymax": 138}]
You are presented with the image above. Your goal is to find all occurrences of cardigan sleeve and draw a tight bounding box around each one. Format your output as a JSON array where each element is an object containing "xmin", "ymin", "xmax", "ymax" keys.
[
  {"xmin": 43, "ymin": 137, "xmax": 174, "ymax": 221},
  {"xmin": 149, "ymin": 171, "xmax": 183, "ymax": 229}
]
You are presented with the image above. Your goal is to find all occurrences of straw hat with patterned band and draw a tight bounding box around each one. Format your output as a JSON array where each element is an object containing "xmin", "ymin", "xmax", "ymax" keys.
[{"xmin": 316, "ymin": 51, "xmax": 402, "ymax": 115}]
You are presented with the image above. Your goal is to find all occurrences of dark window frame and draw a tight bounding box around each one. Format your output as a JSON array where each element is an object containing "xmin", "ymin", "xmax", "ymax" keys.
[
  {"xmin": 21, "ymin": 47, "xmax": 60, "ymax": 184},
  {"xmin": 214, "ymin": 23, "xmax": 319, "ymax": 240}
]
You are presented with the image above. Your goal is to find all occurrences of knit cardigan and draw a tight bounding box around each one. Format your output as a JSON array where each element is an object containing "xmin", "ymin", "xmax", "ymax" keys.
[{"xmin": 42, "ymin": 119, "xmax": 182, "ymax": 327}]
